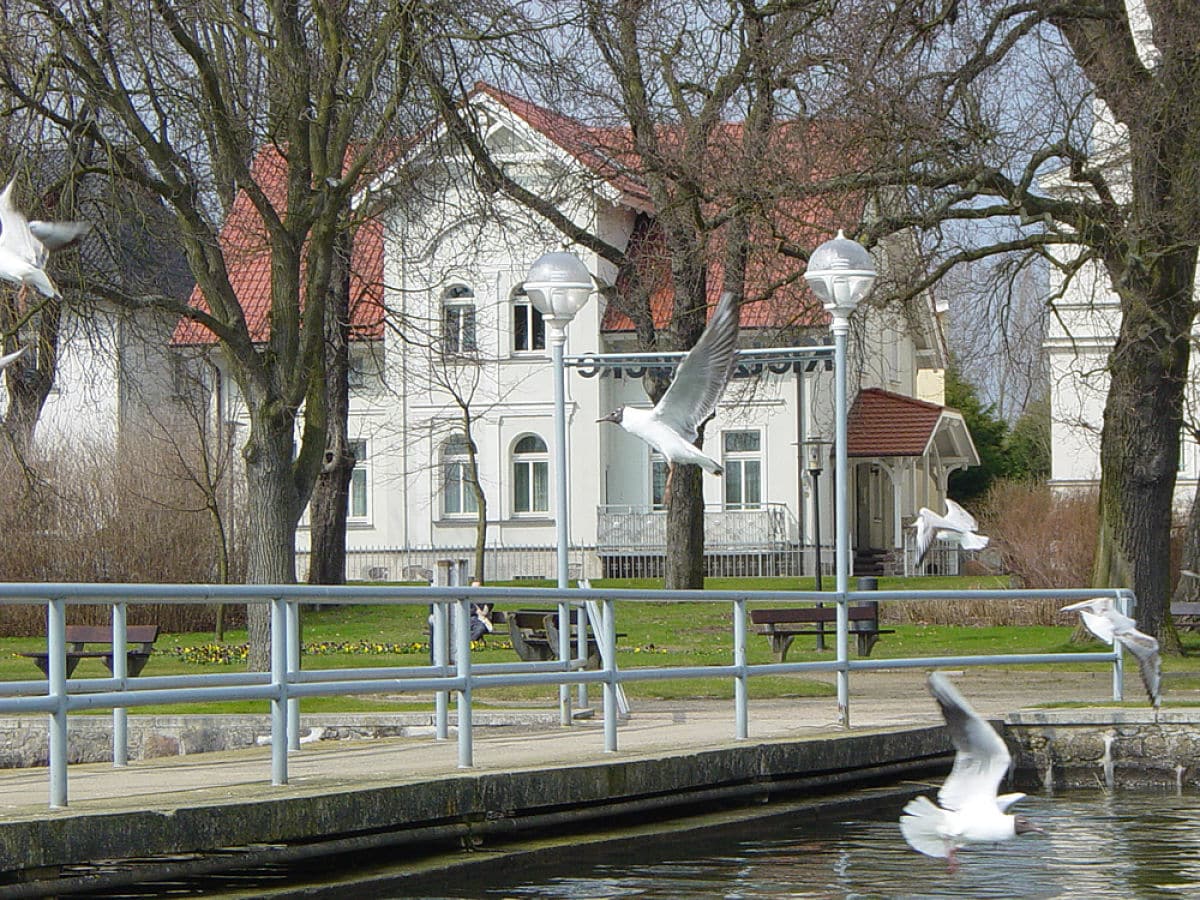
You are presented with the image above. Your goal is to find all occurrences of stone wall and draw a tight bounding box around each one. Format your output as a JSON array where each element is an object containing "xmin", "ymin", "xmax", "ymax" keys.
[{"xmin": 1005, "ymin": 709, "xmax": 1200, "ymax": 790}]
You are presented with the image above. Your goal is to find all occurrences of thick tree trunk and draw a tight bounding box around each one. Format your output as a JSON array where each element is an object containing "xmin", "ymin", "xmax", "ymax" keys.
[
  {"xmin": 1093, "ymin": 248, "xmax": 1193, "ymax": 652},
  {"xmin": 665, "ymin": 464, "xmax": 706, "ymax": 589},
  {"xmin": 243, "ymin": 415, "xmax": 303, "ymax": 671}
]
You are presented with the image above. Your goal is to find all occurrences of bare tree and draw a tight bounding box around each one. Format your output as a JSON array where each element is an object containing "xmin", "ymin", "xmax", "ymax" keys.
[
  {"xmin": 800, "ymin": 1, "xmax": 1200, "ymax": 647},
  {"xmin": 0, "ymin": 0, "xmax": 437, "ymax": 667},
  {"xmin": 420, "ymin": 1, "xmax": 845, "ymax": 588}
]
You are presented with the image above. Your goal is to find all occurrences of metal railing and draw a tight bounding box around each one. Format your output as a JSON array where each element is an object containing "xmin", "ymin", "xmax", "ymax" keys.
[{"xmin": 0, "ymin": 581, "xmax": 1134, "ymax": 809}]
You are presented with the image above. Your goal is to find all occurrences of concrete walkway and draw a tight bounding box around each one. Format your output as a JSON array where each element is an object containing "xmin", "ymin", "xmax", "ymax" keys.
[{"xmin": 0, "ymin": 666, "xmax": 1126, "ymax": 817}]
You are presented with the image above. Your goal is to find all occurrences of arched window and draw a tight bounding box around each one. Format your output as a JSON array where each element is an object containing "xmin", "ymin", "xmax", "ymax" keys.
[
  {"xmin": 512, "ymin": 434, "xmax": 549, "ymax": 514},
  {"xmin": 441, "ymin": 283, "xmax": 477, "ymax": 354},
  {"xmin": 512, "ymin": 285, "xmax": 545, "ymax": 353},
  {"xmin": 442, "ymin": 433, "xmax": 478, "ymax": 516}
]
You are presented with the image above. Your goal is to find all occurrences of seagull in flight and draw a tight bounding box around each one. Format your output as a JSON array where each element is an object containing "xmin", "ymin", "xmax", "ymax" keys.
[
  {"xmin": 1061, "ymin": 597, "xmax": 1161, "ymax": 708},
  {"xmin": 900, "ymin": 672, "xmax": 1044, "ymax": 871},
  {"xmin": 913, "ymin": 498, "xmax": 989, "ymax": 568},
  {"xmin": 598, "ymin": 291, "xmax": 739, "ymax": 503},
  {"xmin": 0, "ymin": 179, "xmax": 91, "ymax": 304}
]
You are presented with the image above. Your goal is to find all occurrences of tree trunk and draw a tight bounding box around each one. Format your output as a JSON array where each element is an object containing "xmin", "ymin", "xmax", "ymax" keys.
[
  {"xmin": 1, "ymin": 297, "xmax": 58, "ymax": 458},
  {"xmin": 463, "ymin": 424, "xmax": 488, "ymax": 582},
  {"xmin": 307, "ymin": 225, "xmax": 353, "ymax": 586},
  {"xmin": 665, "ymin": 465, "xmax": 706, "ymax": 589},
  {"xmin": 242, "ymin": 414, "xmax": 303, "ymax": 671},
  {"xmin": 1092, "ymin": 248, "xmax": 1193, "ymax": 653},
  {"xmin": 307, "ymin": 448, "xmax": 354, "ymax": 584}
]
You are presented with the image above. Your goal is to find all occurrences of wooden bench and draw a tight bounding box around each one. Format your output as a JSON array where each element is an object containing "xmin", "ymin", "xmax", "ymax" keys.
[
  {"xmin": 1172, "ymin": 601, "xmax": 1200, "ymax": 630},
  {"xmin": 20, "ymin": 625, "xmax": 160, "ymax": 678},
  {"xmin": 749, "ymin": 605, "xmax": 893, "ymax": 662},
  {"xmin": 508, "ymin": 609, "xmax": 622, "ymax": 669}
]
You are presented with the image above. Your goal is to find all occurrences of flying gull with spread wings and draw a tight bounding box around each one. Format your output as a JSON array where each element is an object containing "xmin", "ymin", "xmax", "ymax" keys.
[
  {"xmin": 0, "ymin": 179, "xmax": 90, "ymax": 303},
  {"xmin": 1061, "ymin": 597, "xmax": 1161, "ymax": 708},
  {"xmin": 900, "ymin": 672, "xmax": 1044, "ymax": 871},
  {"xmin": 598, "ymin": 291, "xmax": 739, "ymax": 503},
  {"xmin": 913, "ymin": 498, "xmax": 989, "ymax": 568}
]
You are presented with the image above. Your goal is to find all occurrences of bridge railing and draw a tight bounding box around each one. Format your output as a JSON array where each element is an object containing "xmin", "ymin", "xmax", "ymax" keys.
[{"xmin": 0, "ymin": 581, "xmax": 1133, "ymax": 809}]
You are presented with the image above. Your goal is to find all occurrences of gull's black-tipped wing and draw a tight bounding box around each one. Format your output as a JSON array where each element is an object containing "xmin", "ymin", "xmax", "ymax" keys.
[{"xmin": 651, "ymin": 291, "xmax": 739, "ymax": 442}]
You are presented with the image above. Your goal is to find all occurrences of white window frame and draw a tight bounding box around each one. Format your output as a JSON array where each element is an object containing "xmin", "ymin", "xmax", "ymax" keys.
[
  {"xmin": 512, "ymin": 434, "xmax": 549, "ymax": 515},
  {"xmin": 347, "ymin": 439, "xmax": 371, "ymax": 524},
  {"xmin": 722, "ymin": 429, "xmax": 763, "ymax": 511},
  {"xmin": 441, "ymin": 283, "xmax": 477, "ymax": 355},
  {"xmin": 442, "ymin": 434, "xmax": 479, "ymax": 518},
  {"xmin": 511, "ymin": 285, "xmax": 545, "ymax": 354}
]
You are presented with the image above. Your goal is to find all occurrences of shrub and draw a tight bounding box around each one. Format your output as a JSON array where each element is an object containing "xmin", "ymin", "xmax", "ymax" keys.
[
  {"xmin": 0, "ymin": 435, "xmax": 246, "ymax": 636},
  {"xmin": 886, "ymin": 479, "xmax": 1099, "ymax": 626},
  {"xmin": 984, "ymin": 479, "xmax": 1099, "ymax": 589}
]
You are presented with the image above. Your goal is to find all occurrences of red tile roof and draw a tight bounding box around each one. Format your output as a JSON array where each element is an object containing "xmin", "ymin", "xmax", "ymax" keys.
[
  {"xmin": 172, "ymin": 146, "xmax": 385, "ymax": 346},
  {"xmin": 847, "ymin": 388, "xmax": 954, "ymax": 457},
  {"xmin": 175, "ymin": 85, "xmax": 867, "ymax": 346}
]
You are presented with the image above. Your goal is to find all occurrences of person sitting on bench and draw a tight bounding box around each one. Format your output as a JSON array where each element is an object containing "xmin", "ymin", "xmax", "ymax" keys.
[{"xmin": 468, "ymin": 580, "xmax": 495, "ymax": 642}]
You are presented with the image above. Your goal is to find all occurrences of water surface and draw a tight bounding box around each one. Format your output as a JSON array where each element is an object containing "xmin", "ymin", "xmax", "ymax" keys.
[{"xmin": 403, "ymin": 790, "xmax": 1200, "ymax": 899}]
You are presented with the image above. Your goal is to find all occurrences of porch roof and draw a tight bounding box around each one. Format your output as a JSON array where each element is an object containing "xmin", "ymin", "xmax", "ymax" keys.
[{"xmin": 847, "ymin": 388, "xmax": 979, "ymax": 467}]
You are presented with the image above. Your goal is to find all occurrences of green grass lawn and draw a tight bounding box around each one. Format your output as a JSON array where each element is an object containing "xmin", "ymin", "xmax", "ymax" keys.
[{"xmin": 3, "ymin": 574, "xmax": 1197, "ymax": 714}]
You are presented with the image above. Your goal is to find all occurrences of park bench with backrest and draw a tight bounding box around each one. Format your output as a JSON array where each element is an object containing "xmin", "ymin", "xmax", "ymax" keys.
[
  {"xmin": 749, "ymin": 604, "xmax": 892, "ymax": 662},
  {"xmin": 507, "ymin": 608, "xmax": 622, "ymax": 669},
  {"xmin": 20, "ymin": 625, "xmax": 160, "ymax": 678},
  {"xmin": 1171, "ymin": 601, "xmax": 1200, "ymax": 631}
]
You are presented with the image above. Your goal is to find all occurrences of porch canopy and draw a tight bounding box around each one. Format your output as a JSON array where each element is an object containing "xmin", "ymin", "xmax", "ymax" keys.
[
  {"xmin": 847, "ymin": 388, "xmax": 978, "ymax": 470},
  {"xmin": 846, "ymin": 388, "xmax": 980, "ymax": 550}
]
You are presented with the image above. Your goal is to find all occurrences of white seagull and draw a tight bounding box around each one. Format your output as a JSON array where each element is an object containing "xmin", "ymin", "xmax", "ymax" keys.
[
  {"xmin": 598, "ymin": 291, "xmax": 739, "ymax": 502},
  {"xmin": 900, "ymin": 672, "xmax": 1043, "ymax": 871},
  {"xmin": 0, "ymin": 179, "xmax": 91, "ymax": 303},
  {"xmin": 913, "ymin": 498, "xmax": 989, "ymax": 568},
  {"xmin": 1061, "ymin": 597, "xmax": 1161, "ymax": 708}
]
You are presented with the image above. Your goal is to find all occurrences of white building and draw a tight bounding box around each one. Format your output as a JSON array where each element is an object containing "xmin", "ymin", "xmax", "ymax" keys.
[
  {"xmin": 1043, "ymin": 7, "xmax": 1198, "ymax": 506},
  {"xmin": 180, "ymin": 85, "xmax": 980, "ymax": 580}
]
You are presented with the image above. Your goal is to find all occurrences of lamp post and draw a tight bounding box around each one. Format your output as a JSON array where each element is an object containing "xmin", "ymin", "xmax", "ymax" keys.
[
  {"xmin": 803, "ymin": 438, "xmax": 829, "ymax": 649},
  {"xmin": 804, "ymin": 230, "xmax": 876, "ymax": 727},
  {"xmin": 524, "ymin": 251, "xmax": 593, "ymax": 725}
]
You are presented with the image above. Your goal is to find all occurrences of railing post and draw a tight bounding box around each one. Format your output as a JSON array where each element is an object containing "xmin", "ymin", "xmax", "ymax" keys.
[
  {"xmin": 111, "ymin": 602, "xmax": 129, "ymax": 768},
  {"xmin": 456, "ymin": 596, "xmax": 473, "ymax": 768},
  {"xmin": 270, "ymin": 597, "xmax": 288, "ymax": 785},
  {"xmin": 558, "ymin": 599, "xmax": 572, "ymax": 725},
  {"xmin": 433, "ymin": 601, "xmax": 449, "ymax": 740},
  {"xmin": 733, "ymin": 597, "xmax": 748, "ymax": 740},
  {"xmin": 1114, "ymin": 591, "xmax": 1130, "ymax": 702},
  {"xmin": 576, "ymin": 602, "xmax": 588, "ymax": 710},
  {"xmin": 287, "ymin": 600, "xmax": 301, "ymax": 752},
  {"xmin": 48, "ymin": 596, "xmax": 68, "ymax": 808},
  {"xmin": 602, "ymin": 597, "xmax": 618, "ymax": 752}
]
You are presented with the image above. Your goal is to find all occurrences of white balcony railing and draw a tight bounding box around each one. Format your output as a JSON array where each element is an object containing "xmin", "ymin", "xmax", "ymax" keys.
[{"xmin": 597, "ymin": 503, "xmax": 796, "ymax": 553}]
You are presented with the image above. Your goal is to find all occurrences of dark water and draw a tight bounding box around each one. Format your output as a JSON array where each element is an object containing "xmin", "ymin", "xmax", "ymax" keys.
[
  {"xmin": 88, "ymin": 790, "xmax": 1200, "ymax": 897},
  {"xmin": 398, "ymin": 790, "xmax": 1200, "ymax": 899}
]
